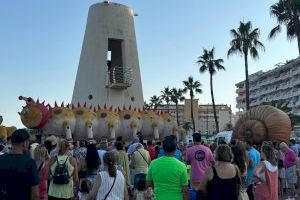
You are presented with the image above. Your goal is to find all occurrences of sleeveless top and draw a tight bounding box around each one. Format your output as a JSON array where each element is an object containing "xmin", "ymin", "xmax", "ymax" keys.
[
  {"xmin": 96, "ymin": 170, "xmax": 125, "ymax": 200},
  {"xmin": 254, "ymin": 160, "xmax": 278, "ymax": 200},
  {"xmin": 48, "ymin": 155, "xmax": 74, "ymax": 198},
  {"xmin": 206, "ymin": 166, "xmax": 240, "ymax": 200}
]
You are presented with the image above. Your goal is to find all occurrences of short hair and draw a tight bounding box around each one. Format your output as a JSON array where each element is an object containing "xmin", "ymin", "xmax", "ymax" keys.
[
  {"xmin": 193, "ymin": 133, "xmax": 201, "ymax": 142},
  {"xmin": 246, "ymin": 140, "xmax": 253, "ymax": 146},
  {"xmin": 163, "ymin": 136, "xmax": 176, "ymax": 153},
  {"xmin": 114, "ymin": 141, "xmax": 123, "ymax": 151},
  {"xmin": 170, "ymin": 134, "xmax": 177, "ymax": 141},
  {"xmin": 215, "ymin": 144, "xmax": 233, "ymax": 162},
  {"xmin": 290, "ymin": 139, "xmax": 296, "ymax": 145},
  {"xmin": 147, "ymin": 140, "xmax": 152, "ymax": 146}
]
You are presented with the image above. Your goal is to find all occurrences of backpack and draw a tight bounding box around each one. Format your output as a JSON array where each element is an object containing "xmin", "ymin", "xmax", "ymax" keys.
[{"xmin": 52, "ymin": 156, "xmax": 70, "ymax": 184}]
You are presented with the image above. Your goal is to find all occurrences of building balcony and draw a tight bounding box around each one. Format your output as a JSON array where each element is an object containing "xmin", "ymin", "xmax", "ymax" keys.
[{"xmin": 106, "ymin": 66, "xmax": 132, "ymax": 89}]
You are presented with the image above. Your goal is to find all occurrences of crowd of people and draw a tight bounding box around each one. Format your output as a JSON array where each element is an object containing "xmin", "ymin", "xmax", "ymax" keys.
[{"xmin": 0, "ymin": 129, "xmax": 299, "ymax": 200}]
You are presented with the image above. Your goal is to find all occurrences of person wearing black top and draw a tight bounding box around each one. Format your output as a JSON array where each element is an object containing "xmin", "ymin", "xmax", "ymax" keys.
[{"xmin": 0, "ymin": 129, "xmax": 39, "ymax": 200}]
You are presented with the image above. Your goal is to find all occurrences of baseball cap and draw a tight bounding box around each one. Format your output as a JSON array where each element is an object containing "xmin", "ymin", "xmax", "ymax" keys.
[{"xmin": 11, "ymin": 129, "xmax": 30, "ymax": 144}]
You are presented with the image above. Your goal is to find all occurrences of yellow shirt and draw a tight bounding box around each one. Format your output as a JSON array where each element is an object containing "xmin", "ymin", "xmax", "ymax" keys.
[{"xmin": 133, "ymin": 148, "xmax": 150, "ymax": 174}]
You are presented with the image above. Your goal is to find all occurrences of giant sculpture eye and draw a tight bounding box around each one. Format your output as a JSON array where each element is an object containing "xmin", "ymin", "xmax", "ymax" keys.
[
  {"xmin": 124, "ymin": 114, "xmax": 131, "ymax": 120},
  {"xmin": 54, "ymin": 109, "xmax": 62, "ymax": 115},
  {"xmin": 76, "ymin": 110, "xmax": 83, "ymax": 115},
  {"xmin": 100, "ymin": 113, "xmax": 107, "ymax": 118}
]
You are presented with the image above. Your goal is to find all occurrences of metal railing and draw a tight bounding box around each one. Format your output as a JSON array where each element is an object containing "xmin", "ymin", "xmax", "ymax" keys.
[{"xmin": 106, "ymin": 66, "xmax": 132, "ymax": 88}]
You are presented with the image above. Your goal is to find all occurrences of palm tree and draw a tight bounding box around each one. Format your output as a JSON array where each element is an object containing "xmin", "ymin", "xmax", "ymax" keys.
[
  {"xmin": 149, "ymin": 95, "xmax": 163, "ymax": 110},
  {"xmin": 161, "ymin": 87, "xmax": 172, "ymax": 112},
  {"xmin": 228, "ymin": 21, "xmax": 265, "ymax": 110},
  {"xmin": 143, "ymin": 101, "xmax": 151, "ymax": 110},
  {"xmin": 182, "ymin": 76, "xmax": 202, "ymax": 132},
  {"xmin": 170, "ymin": 87, "xmax": 185, "ymax": 126},
  {"xmin": 269, "ymin": 0, "xmax": 300, "ymax": 54},
  {"xmin": 197, "ymin": 47, "xmax": 225, "ymax": 133},
  {"xmin": 182, "ymin": 122, "xmax": 193, "ymax": 133}
]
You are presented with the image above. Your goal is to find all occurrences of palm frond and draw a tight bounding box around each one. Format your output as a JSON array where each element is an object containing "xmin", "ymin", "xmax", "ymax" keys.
[
  {"xmin": 269, "ymin": 25, "xmax": 282, "ymax": 39},
  {"xmin": 250, "ymin": 47, "xmax": 259, "ymax": 59}
]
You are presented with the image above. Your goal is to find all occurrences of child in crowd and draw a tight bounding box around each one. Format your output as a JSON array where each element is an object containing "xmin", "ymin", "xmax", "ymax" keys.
[{"xmin": 278, "ymin": 159, "xmax": 285, "ymax": 197}]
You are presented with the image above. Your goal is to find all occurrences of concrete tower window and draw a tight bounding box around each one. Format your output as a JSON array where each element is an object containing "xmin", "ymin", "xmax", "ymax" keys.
[{"xmin": 108, "ymin": 38, "xmax": 124, "ymax": 84}]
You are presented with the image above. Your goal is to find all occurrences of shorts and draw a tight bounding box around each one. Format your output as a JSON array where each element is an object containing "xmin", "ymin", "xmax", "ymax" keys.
[
  {"xmin": 285, "ymin": 165, "xmax": 297, "ymax": 188},
  {"xmin": 279, "ymin": 168, "xmax": 286, "ymax": 179},
  {"xmin": 134, "ymin": 173, "xmax": 146, "ymax": 189}
]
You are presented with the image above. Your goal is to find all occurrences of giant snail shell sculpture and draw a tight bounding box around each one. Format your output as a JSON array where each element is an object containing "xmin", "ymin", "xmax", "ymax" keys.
[{"xmin": 232, "ymin": 105, "xmax": 292, "ymax": 145}]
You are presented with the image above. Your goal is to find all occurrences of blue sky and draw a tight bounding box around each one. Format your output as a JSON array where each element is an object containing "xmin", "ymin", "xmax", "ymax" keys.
[{"xmin": 0, "ymin": 0, "xmax": 298, "ymax": 127}]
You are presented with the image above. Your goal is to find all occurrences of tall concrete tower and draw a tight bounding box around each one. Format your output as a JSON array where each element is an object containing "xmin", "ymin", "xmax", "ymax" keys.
[{"xmin": 72, "ymin": 2, "xmax": 143, "ymax": 109}]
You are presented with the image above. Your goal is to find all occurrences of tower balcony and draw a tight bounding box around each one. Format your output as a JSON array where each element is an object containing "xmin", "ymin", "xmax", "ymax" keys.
[{"xmin": 106, "ymin": 66, "xmax": 132, "ymax": 89}]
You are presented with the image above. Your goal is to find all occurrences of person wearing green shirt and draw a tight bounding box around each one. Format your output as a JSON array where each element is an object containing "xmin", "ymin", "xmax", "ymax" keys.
[{"xmin": 146, "ymin": 136, "xmax": 189, "ymax": 200}]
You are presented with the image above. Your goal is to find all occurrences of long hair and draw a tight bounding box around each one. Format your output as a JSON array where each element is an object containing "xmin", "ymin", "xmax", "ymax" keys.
[
  {"xmin": 261, "ymin": 144, "xmax": 277, "ymax": 166},
  {"xmin": 236, "ymin": 141, "xmax": 249, "ymax": 166},
  {"xmin": 34, "ymin": 144, "xmax": 48, "ymax": 168},
  {"xmin": 231, "ymin": 146, "xmax": 246, "ymax": 174},
  {"xmin": 58, "ymin": 139, "xmax": 69, "ymax": 155},
  {"xmin": 85, "ymin": 144, "xmax": 100, "ymax": 171},
  {"xmin": 103, "ymin": 150, "xmax": 119, "ymax": 177}
]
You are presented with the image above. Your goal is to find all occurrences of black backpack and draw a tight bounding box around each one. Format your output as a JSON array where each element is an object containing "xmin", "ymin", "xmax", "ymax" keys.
[{"xmin": 52, "ymin": 156, "xmax": 70, "ymax": 184}]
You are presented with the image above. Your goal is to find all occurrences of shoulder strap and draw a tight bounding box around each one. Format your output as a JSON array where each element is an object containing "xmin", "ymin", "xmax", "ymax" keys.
[
  {"xmin": 137, "ymin": 150, "xmax": 149, "ymax": 166},
  {"xmin": 103, "ymin": 175, "xmax": 117, "ymax": 200},
  {"xmin": 38, "ymin": 162, "xmax": 44, "ymax": 172},
  {"xmin": 63, "ymin": 156, "xmax": 69, "ymax": 165}
]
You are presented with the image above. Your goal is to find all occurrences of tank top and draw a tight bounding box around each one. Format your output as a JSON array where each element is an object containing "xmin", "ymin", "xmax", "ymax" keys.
[
  {"xmin": 96, "ymin": 170, "xmax": 125, "ymax": 200},
  {"xmin": 48, "ymin": 155, "xmax": 74, "ymax": 198},
  {"xmin": 206, "ymin": 166, "xmax": 240, "ymax": 200}
]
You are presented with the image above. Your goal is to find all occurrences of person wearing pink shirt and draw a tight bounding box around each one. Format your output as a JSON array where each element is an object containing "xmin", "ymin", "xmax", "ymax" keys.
[
  {"xmin": 186, "ymin": 133, "xmax": 213, "ymax": 190},
  {"xmin": 279, "ymin": 142, "xmax": 298, "ymax": 199}
]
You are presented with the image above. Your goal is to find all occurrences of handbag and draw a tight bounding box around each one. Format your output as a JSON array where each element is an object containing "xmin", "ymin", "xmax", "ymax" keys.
[
  {"xmin": 238, "ymin": 188, "xmax": 249, "ymax": 200},
  {"xmin": 235, "ymin": 165, "xmax": 249, "ymax": 200}
]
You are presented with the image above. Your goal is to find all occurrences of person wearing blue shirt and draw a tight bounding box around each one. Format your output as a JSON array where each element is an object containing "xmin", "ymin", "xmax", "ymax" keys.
[
  {"xmin": 157, "ymin": 135, "xmax": 183, "ymax": 161},
  {"xmin": 246, "ymin": 140, "xmax": 260, "ymax": 200}
]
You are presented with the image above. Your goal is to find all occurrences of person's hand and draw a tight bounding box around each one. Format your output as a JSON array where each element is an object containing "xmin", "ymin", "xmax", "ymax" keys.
[{"xmin": 144, "ymin": 187, "xmax": 153, "ymax": 199}]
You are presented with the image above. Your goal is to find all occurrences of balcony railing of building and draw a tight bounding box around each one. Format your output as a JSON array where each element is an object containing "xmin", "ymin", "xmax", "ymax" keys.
[{"xmin": 106, "ymin": 66, "xmax": 132, "ymax": 89}]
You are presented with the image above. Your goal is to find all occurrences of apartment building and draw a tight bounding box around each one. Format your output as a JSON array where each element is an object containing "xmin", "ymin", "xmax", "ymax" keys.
[
  {"xmin": 236, "ymin": 57, "xmax": 300, "ymax": 116},
  {"xmin": 157, "ymin": 99, "xmax": 233, "ymax": 134}
]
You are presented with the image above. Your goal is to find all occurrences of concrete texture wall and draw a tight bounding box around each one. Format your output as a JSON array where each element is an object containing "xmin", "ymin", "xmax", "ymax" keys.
[{"xmin": 72, "ymin": 2, "xmax": 143, "ymax": 109}]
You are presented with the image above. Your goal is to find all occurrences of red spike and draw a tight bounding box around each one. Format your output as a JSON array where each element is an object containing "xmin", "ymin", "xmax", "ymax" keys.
[
  {"xmin": 54, "ymin": 101, "xmax": 58, "ymax": 107},
  {"xmin": 83, "ymin": 102, "xmax": 87, "ymax": 107},
  {"xmin": 77, "ymin": 102, "xmax": 81, "ymax": 107},
  {"xmin": 72, "ymin": 104, "xmax": 75, "ymax": 109},
  {"xmin": 37, "ymin": 99, "xmax": 40, "ymax": 104},
  {"xmin": 97, "ymin": 104, "xmax": 101, "ymax": 110},
  {"xmin": 114, "ymin": 108, "xmax": 117, "ymax": 112},
  {"xmin": 104, "ymin": 104, "xmax": 107, "ymax": 109},
  {"xmin": 123, "ymin": 105, "xmax": 126, "ymax": 110},
  {"xmin": 42, "ymin": 101, "xmax": 45, "ymax": 105},
  {"xmin": 66, "ymin": 104, "xmax": 70, "ymax": 108},
  {"xmin": 109, "ymin": 105, "xmax": 113, "ymax": 111},
  {"xmin": 138, "ymin": 108, "xmax": 141, "ymax": 113},
  {"xmin": 129, "ymin": 105, "xmax": 132, "ymax": 110},
  {"xmin": 134, "ymin": 107, "xmax": 137, "ymax": 111},
  {"xmin": 61, "ymin": 102, "xmax": 64, "ymax": 107},
  {"xmin": 89, "ymin": 105, "xmax": 92, "ymax": 109},
  {"xmin": 93, "ymin": 107, "xmax": 97, "ymax": 112},
  {"xmin": 118, "ymin": 107, "xmax": 121, "ymax": 112}
]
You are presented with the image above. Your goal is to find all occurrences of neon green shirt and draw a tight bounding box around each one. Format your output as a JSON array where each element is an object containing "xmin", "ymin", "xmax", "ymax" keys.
[{"xmin": 146, "ymin": 156, "xmax": 188, "ymax": 200}]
